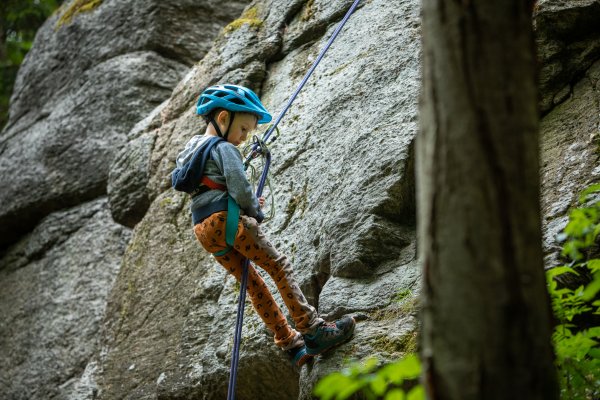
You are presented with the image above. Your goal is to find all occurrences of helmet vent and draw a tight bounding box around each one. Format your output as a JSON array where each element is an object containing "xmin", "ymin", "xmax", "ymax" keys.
[{"xmin": 229, "ymin": 97, "xmax": 245, "ymax": 105}]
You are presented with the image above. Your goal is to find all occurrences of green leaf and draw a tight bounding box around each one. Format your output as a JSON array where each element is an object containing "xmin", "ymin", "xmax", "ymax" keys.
[
  {"xmin": 587, "ymin": 348, "xmax": 600, "ymax": 360},
  {"xmin": 385, "ymin": 389, "xmax": 406, "ymax": 400},
  {"xmin": 561, "ymin": 241, "xmax": 583, "ymax": 261},
  {"xmin": 314, "ymin": 373, "xmax": 352, "ymax": 400},
  {"xmin": 588, "ymin": 259, "xmax": 600, "ymax": 274},
  {"xmin": 337, "ymin": 380, "xmax": 367, "ymax": 400},
  {"xmin": 582, "ymin": 273, "xmax": 600, "ymax": 301},
  {"xmin": 407, "ymin": 385, "xmax": 426, "ymax": 400},
  {"xmin": 380, "ymin": 354, "xmax": 421, "ymax": 384},
  {"xmin": 370, "ymin": 374, "xmax": 387, "ymax": 396},
  {"xmin": 579, "ymin": 184, "xmax": 600, "ymax": 203},
  {"xmin": 585, "ymin": 326, "xmax": 600, "ymax": 338},
  {"xmin": 546, "ymin": 266, "xmax": 578, "ymax": 280}
]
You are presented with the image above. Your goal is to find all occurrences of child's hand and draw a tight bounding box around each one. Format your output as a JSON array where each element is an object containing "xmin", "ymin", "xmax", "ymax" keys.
[{"xmin": 258, "ymin": 197, "xmax": 266, "ymax": 208}]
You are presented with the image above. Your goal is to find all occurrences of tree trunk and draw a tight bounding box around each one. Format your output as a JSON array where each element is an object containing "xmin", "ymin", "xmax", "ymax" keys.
[{"xmin": 417, "ymin": 1, "xmax": 559, "ymax": 399}]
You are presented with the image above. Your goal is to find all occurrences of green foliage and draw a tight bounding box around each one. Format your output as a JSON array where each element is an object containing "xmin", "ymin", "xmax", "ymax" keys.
[
  {"xmin": 548, "ymin": 184, "xmax": 600, "ymax": 400},
  {"xmin": 314, "ymin": 354, "xmax": 425, "ymax": 400},
  {"xmin": 0, "ymin": 0, "xmax": 62, "ymax": 129}
]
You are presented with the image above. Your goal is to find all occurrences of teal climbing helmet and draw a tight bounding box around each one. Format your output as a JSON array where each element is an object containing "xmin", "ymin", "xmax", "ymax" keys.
[{"xmin": 196, "ymin": 84, "xmax": 272, "ymax": 124}]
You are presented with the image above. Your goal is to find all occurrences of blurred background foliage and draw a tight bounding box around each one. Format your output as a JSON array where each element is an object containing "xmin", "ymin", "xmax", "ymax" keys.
[{"xmin": 1, "ymin": 0, "xmax": 63, "ymax": 130}]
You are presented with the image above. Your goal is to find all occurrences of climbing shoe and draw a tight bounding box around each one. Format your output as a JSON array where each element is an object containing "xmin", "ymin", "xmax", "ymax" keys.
[
  {"xmin": 304, "ymin": 316, "xmax": 356, "ymax": 356},
  {"xmin": 287, "ymin": 345, "xmax": 312, "ymax": 368}
]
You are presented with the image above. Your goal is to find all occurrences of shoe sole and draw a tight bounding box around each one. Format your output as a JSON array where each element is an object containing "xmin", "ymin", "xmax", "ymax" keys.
[{"xmin": 305, "ymin": 318, "xmax": 356, "ymax": 356}]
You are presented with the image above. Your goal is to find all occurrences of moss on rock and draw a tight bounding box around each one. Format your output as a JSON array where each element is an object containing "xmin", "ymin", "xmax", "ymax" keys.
[
  {"xmin": 371, "ymin": 330, "xmax": 418, "ymax": 355},
  {"xmin": 56, "ymin": 0, "xmax": 103, "ymax": 28},
  {"xmin": 223, "ymin": 6, "xmax": 263, "ymax": 34},
  {"xmin": 301, "ymin": 0, "xmax": 316, "ymax": 22}
]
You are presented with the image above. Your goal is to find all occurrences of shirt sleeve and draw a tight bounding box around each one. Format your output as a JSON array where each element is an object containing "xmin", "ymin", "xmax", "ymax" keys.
[{"xmin": 214, "ymin": 143, "xmax": 263, "ymax": 220}]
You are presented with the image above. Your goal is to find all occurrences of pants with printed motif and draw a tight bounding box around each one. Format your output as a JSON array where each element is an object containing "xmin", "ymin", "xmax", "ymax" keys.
[{"xmin": 194, "ymin": 211, "xmax": 323, "ymax": 350}]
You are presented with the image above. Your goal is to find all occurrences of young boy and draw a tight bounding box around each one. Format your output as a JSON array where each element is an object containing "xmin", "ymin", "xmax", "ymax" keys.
[{"xmin": 177, "ymin": 84, "xmax": 355, "ymax": 367}]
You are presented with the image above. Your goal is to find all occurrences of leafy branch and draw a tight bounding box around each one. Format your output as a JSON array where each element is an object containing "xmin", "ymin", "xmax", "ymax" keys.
[{"xmin": 547, "ymin": 184, "xmax": 600, "ymax": 400}]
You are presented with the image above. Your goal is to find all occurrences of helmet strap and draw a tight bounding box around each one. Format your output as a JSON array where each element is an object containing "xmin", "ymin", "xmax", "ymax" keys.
[
  {"xmin": 224, "ymin": 111, "xmax": 235, "ymax": 141},
  {"xmin": 209, "ymin": 111, "xmax": 236, "ymax": 141},
  {"xmin": 208, "ymin": 115, "xmax": 224, "ymax": 138}
]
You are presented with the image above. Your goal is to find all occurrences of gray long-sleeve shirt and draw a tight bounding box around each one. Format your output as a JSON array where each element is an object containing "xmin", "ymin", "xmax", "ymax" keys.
[{"xmin": 176, "ymin": 135, "xmax": 261, "ymax": 219}]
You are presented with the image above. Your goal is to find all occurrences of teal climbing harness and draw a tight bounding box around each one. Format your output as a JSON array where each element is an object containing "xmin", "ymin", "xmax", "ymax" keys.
[
  {"xmin": 213, "ymin": 196, "xmax": 241, "ymax": 257},
  {"xmin": 227, "ymin": 1, "xmax": 363, "ymax": 399}
]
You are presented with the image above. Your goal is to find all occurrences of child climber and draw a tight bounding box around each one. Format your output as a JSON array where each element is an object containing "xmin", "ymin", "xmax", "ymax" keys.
[{"xmin": 174, "ymin": 84, "xmax": 355, "ymax": 367}]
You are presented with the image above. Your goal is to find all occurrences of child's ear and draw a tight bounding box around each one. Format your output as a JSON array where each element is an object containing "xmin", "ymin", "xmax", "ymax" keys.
[{"xmin": 217, "ymin": 110, "xmax": 230, "ymax": 126}]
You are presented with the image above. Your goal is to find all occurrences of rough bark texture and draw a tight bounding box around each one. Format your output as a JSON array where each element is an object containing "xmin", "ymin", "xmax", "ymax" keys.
[{"xmin": 418, "ymin": 1, "xmax": 559, "ymax": 399}]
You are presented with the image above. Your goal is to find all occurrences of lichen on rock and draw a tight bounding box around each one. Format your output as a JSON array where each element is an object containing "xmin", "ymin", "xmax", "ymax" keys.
[
  {"xmin": 223, "ymin": 5, "xmax": 263, "ymax": 34},
  {"xmin": 56, "ymin": 0, "xmax": 103, "ymax": 28}
]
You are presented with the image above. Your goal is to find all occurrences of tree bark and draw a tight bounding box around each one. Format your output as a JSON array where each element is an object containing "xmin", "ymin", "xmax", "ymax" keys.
[{"xmin": 417, "ymin": 1, "xmax": 558, "ymax": 399}]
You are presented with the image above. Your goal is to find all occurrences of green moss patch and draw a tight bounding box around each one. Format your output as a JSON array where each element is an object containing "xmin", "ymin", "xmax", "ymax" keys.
[
  {"xmin": 223, "ymin": 6, "xmax": 263, "ymax": 34},
  {"xmin": 371, "ymin": 331, "xmax": 418, "ymax": 355},
  {"xmin": 56, "ymin": 0, "xmax": 103, "ymax": 28},
  {"xmin": 301, "ymin": 0, "xmax": 316, "ymax": 21}
]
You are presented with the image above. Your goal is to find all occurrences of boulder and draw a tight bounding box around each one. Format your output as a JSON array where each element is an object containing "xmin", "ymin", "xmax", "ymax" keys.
[
  {"xmin": 535, "ymin": 0, "xmax": 600, "ymax": 113},
  {"xmin": 107, "ymin": 101, "xmax": 165, "ymax": 228},
  {"xmin": 540, "ymin": 60, "xmax": 600, "ymax": 268},
  {"xmin": 0, "ymin": 0, "xmax": 251, "ymax": 248},
  {"xmin": 1, "ymin": 0, "xmax": 599, "ymax": 399},
  {"xmin": 0, "ymin": 0, "xmax": 252, "ymax": 399},
  {"xmin": 0, "ymin": 198, "xmax": 130, "ymax": 400},
  {"xmin": 98, "ymin": 0, "xmax": 422, "ymax": 398}
]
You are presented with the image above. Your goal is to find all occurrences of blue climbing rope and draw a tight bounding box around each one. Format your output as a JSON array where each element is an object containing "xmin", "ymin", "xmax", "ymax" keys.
[
  {"xmin": 228, "ymin": 1, "xmax": 361, "ymax": 398},
  {"xmin": 227, "ymin": 150, "xmax": 271, "ymax": 400},
  {"xmin": 244, "ymin": 0, "xmax": 363, "ymax": 165}
]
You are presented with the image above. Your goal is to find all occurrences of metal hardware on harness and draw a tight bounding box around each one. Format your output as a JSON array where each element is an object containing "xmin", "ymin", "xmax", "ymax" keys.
[{"xmin": 243, "ymin": 133, "xmax": 273, "ymax": 170}]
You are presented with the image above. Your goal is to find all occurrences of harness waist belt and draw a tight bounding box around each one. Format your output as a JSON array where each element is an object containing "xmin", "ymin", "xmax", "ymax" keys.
[
  {"xmin": 201, "ymin": 176, "xmax": 227, "ymax": 191},
  {"xmin": 191, "ymin": 177, "xmax": 227, "ymax": 198},
  {"xmin": 192, "ymin": 198, "xmax": 229, "ymax": 225},
  {"xmin": 190, "ymin": 185, "xmax": 211, "ymax": 198}
]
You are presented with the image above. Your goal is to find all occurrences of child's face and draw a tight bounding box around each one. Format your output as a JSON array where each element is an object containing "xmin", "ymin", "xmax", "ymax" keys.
[{"xmin": 219, "ymin": 111, "xmax": 258, "ymax": 146}]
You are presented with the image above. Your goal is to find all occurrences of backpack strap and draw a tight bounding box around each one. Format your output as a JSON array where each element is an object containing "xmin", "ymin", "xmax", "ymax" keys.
[
  {"xmin": 171, "ymin": 136, "xmax": 225, "ymax": 193},
  {"xmin": 180, "ymin": 136, "xmax": 240, "ymax": 257}
]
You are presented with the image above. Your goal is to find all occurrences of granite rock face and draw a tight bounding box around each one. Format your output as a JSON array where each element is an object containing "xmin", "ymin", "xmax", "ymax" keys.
[
  {"xmin": 1, "ymin": 0, "xmax": 599, "ymax": 399},
  {"xmin": 0, "ymin": 198, "xmax": 130, "ymax": 400},
  {"xmin": 540, "ymin": 59, "xmax": 600, "ymax": 267},
  {"xmin": 98, "ymin": 0, "xmax": 421, "ymax": 398},
  {"xmin": 0, "ymin": 0, "xmax": 250, "ymax": 248},
  {"xmin": 536, "ymin": 0, "xmax": 600, "ymax": 268},
  {"xmin": 98, "ymin": 0, "xmax": 600, "ymax": 399},
  {"xmin": 107, "ymin": 101, "xmax": 166, "ymax": 228},
  {"xmin": 0, "ymin": 0, "xmax": 250, "ymax": 399},
  {"xmin": 535, "ymin": 0, "xmax": 600, "ymax": 113}
]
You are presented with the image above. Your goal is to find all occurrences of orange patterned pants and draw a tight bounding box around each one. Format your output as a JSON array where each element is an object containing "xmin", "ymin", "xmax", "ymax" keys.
[{"xmin": 194, "ymin": 212, "xmax": 323, "ymax": 350}]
